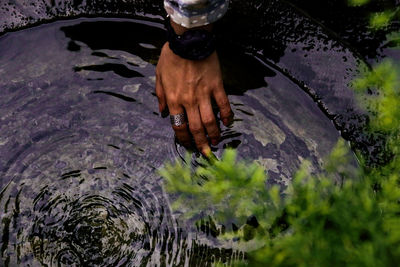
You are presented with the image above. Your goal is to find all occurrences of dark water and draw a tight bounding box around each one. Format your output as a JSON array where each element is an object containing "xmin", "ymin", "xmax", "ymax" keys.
[
  {"xmin": 0, "ymin": 17, "xmax": 342, "ymax": 266},
  {"xmin": 1, "ymin": 0, "xmax": 398, "ymax": 162},
  {"xmin": 0, "ymin": 0, "xmax": 399, "ymax": 266}
]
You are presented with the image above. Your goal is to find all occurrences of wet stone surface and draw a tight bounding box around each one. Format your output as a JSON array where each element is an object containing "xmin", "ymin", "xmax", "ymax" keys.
[{"xmin": 0, "ymin": 17, "xmax": 344, "ymax": 266}]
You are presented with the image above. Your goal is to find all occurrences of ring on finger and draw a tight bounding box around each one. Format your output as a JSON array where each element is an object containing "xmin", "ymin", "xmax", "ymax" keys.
[{"xmin": 170, "ymin": 113, "xmax": 187, "ymax": 127}]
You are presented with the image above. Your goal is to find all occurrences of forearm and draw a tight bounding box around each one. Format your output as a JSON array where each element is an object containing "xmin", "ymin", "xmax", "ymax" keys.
[
  {"xmin": 170, "ymin": 19, "xmax": 212, "ymax": 35},
  {"xmin": 164, "ymin": 0, "xmax": 229, "ymax": 29}
]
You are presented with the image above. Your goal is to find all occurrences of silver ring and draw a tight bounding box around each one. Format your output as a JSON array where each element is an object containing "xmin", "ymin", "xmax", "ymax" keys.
[{"xmin": 170, "ymin": 113, "xmax": 186, "ymax": 127}]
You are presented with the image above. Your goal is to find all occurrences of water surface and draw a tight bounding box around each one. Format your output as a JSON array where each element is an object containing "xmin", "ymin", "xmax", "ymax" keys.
[{"xmin": 0, "ymin": 17, "xmax": 343, "ymax": 266}]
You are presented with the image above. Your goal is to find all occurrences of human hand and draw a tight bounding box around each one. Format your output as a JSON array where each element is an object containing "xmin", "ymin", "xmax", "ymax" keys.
[{"xmin": 155, "ymin": 43, "xmax": 234, "ymax": 156}]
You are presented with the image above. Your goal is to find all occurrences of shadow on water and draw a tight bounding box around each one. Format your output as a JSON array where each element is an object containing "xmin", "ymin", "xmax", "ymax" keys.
[
  {"xmin": 60, "ymin": 20, "xmax": 274, "ymax": 95},
  {"xmin": 61, "ymin": 20, "xmax": 166, "ymax": 64},
  {"xmin": 74, "ymin": 63, "xmax": 144, "ymax": 79}
]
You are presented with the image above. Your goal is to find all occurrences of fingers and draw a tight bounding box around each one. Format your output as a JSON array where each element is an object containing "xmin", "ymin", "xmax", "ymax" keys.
[
  {"xmin": 185, "ymin": 105, "xmax": 211, "ymax": 156},
  {"xmin": 213, "ymin": 84, "xmax": 234, "ymax": 126},
  {"xmin": 169, "ymin": 105, "xmax": 192, "ymax": 148},
  {"xmin": 199, "ymin": 99, "xmax": 220, "ymax": 146},
  {"xmin": 155, "ymin": 73, "xmax": 167, "ymax": 113}
]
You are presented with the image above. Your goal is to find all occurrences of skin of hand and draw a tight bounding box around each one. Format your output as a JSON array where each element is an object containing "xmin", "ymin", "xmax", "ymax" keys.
[{"xmin": 155, "ymin": 35, "xmax": 233, "ymax": 156}]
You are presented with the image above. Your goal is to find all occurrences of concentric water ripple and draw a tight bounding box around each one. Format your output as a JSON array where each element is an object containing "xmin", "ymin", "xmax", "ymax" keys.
[
  {"xmin": 0, "ymin": 128, "xmax": 185, "ymax": 266},
  {"xmin": 0, "ymin": 17, "xmax": 344, "ymax": 266}
]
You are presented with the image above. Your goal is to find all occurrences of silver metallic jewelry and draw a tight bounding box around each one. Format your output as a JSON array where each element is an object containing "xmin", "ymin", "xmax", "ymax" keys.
[{"xmin": 170, "ymin": 113, "xmax": 186, "ymax": 127}]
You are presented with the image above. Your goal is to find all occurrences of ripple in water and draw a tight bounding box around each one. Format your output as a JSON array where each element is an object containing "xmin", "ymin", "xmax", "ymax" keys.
[
  {"xmin": 0, "ymin": 17, "xmax": 341, "ymax": 266},
  {"xmin": 1, "ymin": 129, "xmax": 182, "ymax": 265}
]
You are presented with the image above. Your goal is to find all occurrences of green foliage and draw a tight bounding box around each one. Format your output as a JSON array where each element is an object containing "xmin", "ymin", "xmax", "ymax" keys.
[
  {"xmin": 161, "ymin": 138, "xmax": 400, "ymax": 266},
  {"xmin": 160, "ymin": 150, "xmax": 281, "ymax": 229},
  {"xmin": 348, "ymin": 0, "xmax": 370, "ymax": 7},
  {"xmin": 348, "ymin": 0, "xmax": 399, "ymax": 30},
  {"xmin": 370, "ymin": 11, "xmax": 393, "ymax": 29},
  {"xmin": 160, "ymin": 4, "xmax": 400, "ymax": 267},
  {"xmin": 353, "ymin": 60, "xmax": 400, "ymax": 179},
  {"xmin": 353, "ymin": 60, "xmax": 400, "ymax": 133},
  {"xmin": 369, "ymin": 7, "xmax": 399, "ymax": 30},
  {"xmin": 386, "ymin": 31, "xmax": 400, "ymax": 48}
]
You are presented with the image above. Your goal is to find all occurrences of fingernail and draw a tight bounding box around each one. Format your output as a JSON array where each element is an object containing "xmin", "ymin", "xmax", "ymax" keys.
[{"xmin": 202, "ymin": 146, "xmax": 212, "ymax": 158}]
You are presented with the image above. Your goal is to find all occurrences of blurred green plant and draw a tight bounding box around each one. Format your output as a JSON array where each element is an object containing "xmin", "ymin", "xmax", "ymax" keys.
[
  {"xmin": 161, "ymin": 3, "xmax": 400, "ymax": 267},
  {"xmin": 348, "ymin": 0, "xmax": 370, "ymax": 6},
  {"xmin": 161, "ymin": 138, "xmax": 400, "ymax": 266},
  {"xmin": 348, "ymin": 0, "xmax": 400, "ymax": 29}
]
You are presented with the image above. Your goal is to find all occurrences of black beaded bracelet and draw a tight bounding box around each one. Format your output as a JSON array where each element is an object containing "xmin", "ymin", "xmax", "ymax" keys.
[{"xmin": 165, "ymin": 17, "xmax": 216, "ymax": 60}]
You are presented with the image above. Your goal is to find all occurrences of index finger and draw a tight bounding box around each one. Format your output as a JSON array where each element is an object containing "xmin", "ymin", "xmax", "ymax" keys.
[{"xmin": 185, "ymin": 105, "xmax": 211, "ymax": 156}]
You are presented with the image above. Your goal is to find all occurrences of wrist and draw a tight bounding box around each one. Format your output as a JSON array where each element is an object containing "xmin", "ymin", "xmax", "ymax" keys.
[
  {"xmin": 165, "ymin": 17, "xmax": 217, "ymax": 61},
  {"xmin": 170, "ymin": 20, "xmax": 213, "ymax": 35},
  {"xmin": 165, "ymin": 42, "xmax": 217, "ymax": 63}
]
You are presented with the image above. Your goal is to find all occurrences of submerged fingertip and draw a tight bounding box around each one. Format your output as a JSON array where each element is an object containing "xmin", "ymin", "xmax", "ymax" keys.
[{"xmin": 201, "ymin": 146, "xmax": 212, "ymax": 158}]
